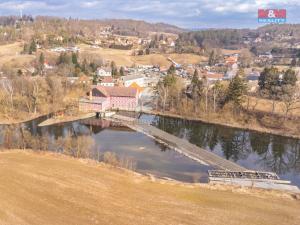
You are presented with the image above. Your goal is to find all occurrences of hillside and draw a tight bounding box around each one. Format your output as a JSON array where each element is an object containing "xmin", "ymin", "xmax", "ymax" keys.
[
  {"xmin": 175, "ymin": 24, "xmax": 300, "ymax": 52},
  {"xmin": 0, "ymin": 150, "xmax": 299, "ymax": 225},
  {"xmin": 100, "ymin": 19, "xmax": 185, "ymax": 35}
]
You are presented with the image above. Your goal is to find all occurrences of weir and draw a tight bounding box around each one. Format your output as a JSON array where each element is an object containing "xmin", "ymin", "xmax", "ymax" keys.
[
  {"xmin": 107, "ymin": 114, "xmax": 300, "ymax": 193},
  {"xmin": 108, "ymin": 114, "xmax": 246, "ymax": 171}
]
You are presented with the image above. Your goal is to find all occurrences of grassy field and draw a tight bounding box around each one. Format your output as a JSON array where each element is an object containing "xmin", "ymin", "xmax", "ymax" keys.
[
  {"xmin": 78, "ymin": 44, "xmax": 206, "ymax": 67},
  {"xmin": 0, "ymin": 42, "xmax": 35, "ymax": 68},
  {"xmin": 0, "ymin": 150, "xmax": 299, "ymax": 225},
  {"xmin": 244, "ymin": 96, "xmax": 300, "ymax": 117}
]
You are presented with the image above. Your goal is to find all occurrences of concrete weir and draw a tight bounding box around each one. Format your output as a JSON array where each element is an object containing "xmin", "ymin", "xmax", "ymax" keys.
[
  {"xmin": 109, "ymin": 115, "xmax": 245, "ymax": 171},
  {"xmin": 108, "ymin": 114, "xmax": 300, "ymax": 193}
]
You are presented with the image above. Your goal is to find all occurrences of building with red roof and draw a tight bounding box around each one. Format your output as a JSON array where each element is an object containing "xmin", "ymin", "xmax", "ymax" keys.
[{"xmin": 79, "ymin": 86, "xmax": 139, "ymax": 112}]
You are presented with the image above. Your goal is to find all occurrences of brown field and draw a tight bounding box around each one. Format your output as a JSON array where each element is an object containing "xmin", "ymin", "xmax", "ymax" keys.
[
  {"xmin": 78, "ymin": 44, "xmax": 206, "ymax": 67},
  {"xmin": 0, "ymin": 150, "xmax": 299, "ymax": 225},
  {"xmin": 0, "ymin": 42, "xmax": 35, "ymax": 68},
  {"xmin": 245, "ymin": 96, "xmax": 300, "ymax": 116},
  {"xmin": 133, "ymin": 53, "xmax": 206, "ymax": 68}
]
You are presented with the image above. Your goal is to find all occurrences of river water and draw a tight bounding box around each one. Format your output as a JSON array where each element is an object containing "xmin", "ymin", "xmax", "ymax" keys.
[
  {"xmin": 140, "ymin": 114, "xmax": 300, "ymax": 186},
  {"xmin": 1, "ymin": 114, "xmax": 300, "ymax": 186}
]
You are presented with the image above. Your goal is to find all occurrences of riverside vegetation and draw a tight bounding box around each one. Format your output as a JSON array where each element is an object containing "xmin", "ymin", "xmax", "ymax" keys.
[{"xmin": 155, "ymin": 65, "xmax": 300, "ymax": 137}]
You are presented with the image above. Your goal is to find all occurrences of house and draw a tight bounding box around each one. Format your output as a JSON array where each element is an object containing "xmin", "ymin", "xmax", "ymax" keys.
[
  {"xmin": 98, "ymin": 76, "xmax": 115, "ymax": 87},
  {"xmin": 121, "ymin": 74, "xmax": 146, "ymax": 87},
  {"xmin": 97, "ymin": 67, "xmax": 112, "ymax": 77},
  {"xmin": 202, "ymin": 72, "xmax": 224, "ymax": 81},
  {"xmin": 79, "ymin": 86, "xmax": 139, "ymax": 112},
  {"xmin": 225, "ymin": 56, "xmax": 238, "ymax": 65}
]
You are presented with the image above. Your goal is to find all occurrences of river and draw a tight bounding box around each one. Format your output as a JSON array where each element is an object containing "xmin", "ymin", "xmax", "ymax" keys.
[
  {"xmin": 140, "ymin": 114, "xmax": 300, "ymax": 186},
  {"xmin": 1, "ymin": 114, "xmax": 300, "ymax": 186}
]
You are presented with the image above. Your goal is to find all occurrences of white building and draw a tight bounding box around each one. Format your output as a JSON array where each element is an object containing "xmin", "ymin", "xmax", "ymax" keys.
[
  {"xmin": 121, "ymin": 74, "xmax": 146, "ymax": 87},
  {"xmin": 97, "ymin": 67, "xmax": 112, "ymax": 77}
]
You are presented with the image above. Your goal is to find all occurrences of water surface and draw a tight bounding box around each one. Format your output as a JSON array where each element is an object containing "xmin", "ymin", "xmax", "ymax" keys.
[{"xmin": 140, "ymin": 114, "xmax": 300, "ymax": 186}]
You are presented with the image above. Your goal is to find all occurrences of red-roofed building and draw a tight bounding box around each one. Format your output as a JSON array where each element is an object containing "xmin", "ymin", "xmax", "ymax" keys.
[
  {"xmin": 79, "ymin": 86, "xmax": 138, "ymax": 112},
  {"xmin": 98, "ymin": 76, "xmax": 115, "ymax": 87},
  {"xmin": 225, "ymin": 56, "xmax": 238, "ymax": 65},
  {"xmin": 202, "ymin": 72, "xmax": 224, "ymax": 81}
]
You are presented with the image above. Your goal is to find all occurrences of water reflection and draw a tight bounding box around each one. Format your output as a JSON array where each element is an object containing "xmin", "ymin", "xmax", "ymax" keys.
[
  {"xmin": 0, "ymin": 116, "xmax": 212, "ymax": 183},
  {"xmin": 140, "ymin": 114, "xmax": 300, "ymax": 186}
]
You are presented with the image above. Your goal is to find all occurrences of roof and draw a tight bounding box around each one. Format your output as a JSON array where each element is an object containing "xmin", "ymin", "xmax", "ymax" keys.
[
  {"xmin": 92, "ymin": 86, "xmax": 137, "ymax": 97},
  {"xmin": 121, "ymin": 74, "xmax": 145, "ymax": 82},
  {"xmin": 97, "ymin": 67, "xmax": 112, "ymax": 72},
  {"xmin": 100, "ymin": 76, "xmax": 114, "ymax": 83},
  {"xmin": 202, "ymin": 72, "xmax": 224, "ymax": 79}
]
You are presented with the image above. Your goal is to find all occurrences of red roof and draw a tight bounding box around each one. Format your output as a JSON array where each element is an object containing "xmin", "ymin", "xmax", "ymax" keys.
[
  {"xmin": 100, "ymin": 76, "xmax": 114, "ymax": 83},
  {"xmin": 202, "ymin": 72, "xmax": 224, "ymax": 79},
  {"xmin": 93, "ymin": 86, "xmax": 137, "ymax": 97}
]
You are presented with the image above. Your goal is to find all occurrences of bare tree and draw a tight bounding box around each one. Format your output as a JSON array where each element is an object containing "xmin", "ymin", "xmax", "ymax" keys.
[
  {"xmin": 1, "ymin": 79, "xmax": 14, "ymax": 110},
  {"xmin": 281, "ymin": 85, "xmax": 300, "ymax": 119}
]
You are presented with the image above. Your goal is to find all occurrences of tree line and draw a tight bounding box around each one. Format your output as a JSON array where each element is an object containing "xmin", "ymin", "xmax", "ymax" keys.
[{"xmin": 155, "ymin": 65, "xmax": 300, "ymax": 121}]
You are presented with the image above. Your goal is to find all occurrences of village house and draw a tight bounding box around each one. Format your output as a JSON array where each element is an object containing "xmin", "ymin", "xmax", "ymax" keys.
[
  {"xmin": 98, "ymin": 76, "xmax": 115, "ymax": 87},
  {"xmin": 202, "ymin": 72, "xmax": 224, "ymax": 81},
  {"xmin": 121, "ymin": 74, "xmax": 146, "ymax": 87},
  {"xmin": 79, "ymin": 86, "xmax": 139, "ymax": 112},
  {"xmin": 225, "ymin": 55, "xmax": 238, "ymax": 65},
  {"xmin": 97, "ymin": 67, "xmax": 112, "ymax": 77}
]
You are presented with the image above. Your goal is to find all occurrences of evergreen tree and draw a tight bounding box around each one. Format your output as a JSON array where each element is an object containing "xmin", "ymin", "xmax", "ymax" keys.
[
  {"xmin": 111, "ymin": 61, "xmax": 119, "ymax": 77},
  {"xmin": 283, "ymin": 69, "xmax": 297, "ymax": 86},
  {"xmin": 226, "ymin": 73, "xmax": 247, "ymax": 109},
  {"xmin": 29, "ymin": 40, "xmax": 37, "ymax": 54},
  {"xmin": 17, "ymin": 69, "xmax": 23, "ymax": 76},
  {"xmin": 72, "ymin": 52, "xmax": 78, "ymax": 65},
  {"xmin": 291, "ymin": 58, "xmax": 297, "ymax": 67},
  {"xmin": 258, "ymin": 67, "xmax": 280, "ymax": 90},
  {"xmin": 119, "ymin": 67, "xmax": 125, "ymax": 76},
  {"xmin": 92, "ymin": 74, "xmax": 98, "ymax": 85},
  {"xmin": 191, "ymin": 69, "xmax": 199, "ymax": 85},
  {"xmin": 39, "ymin": 52, "xmax": 45, "ymax": 65},
  {"xmin": 208, "ymin": 50, "xmax": 215, "ymax": 66},
  {"xmin": 167, "ymin": 64, "xmax": 176, "ymax": 75},
  {"xmin": 81, "ymin": 59, "xmax": 88, "ymax": 74}
]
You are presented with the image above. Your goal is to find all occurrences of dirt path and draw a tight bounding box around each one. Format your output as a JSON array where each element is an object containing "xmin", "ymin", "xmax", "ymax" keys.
[{"xmin": 0, "ymin": 150, "xmax": 299, "ymax": 225}]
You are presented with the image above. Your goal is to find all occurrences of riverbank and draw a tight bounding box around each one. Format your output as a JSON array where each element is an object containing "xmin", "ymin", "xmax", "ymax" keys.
[
  {"xmin": 146, "ymin": 110, "xmax": 300, "ymax": 140},
  {"xmin": 38, "ymin": 112, "xmax": 95, "ymax": 127},
  {"xmin": 0, "ymin": 113, "xmax": 48, "ymax": 125},
  {"xmin": 0, "ymin": 150, "xmax": 299, "ymax": 225}
]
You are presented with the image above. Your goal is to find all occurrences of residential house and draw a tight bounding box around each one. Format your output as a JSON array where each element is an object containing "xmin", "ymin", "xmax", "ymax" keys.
[
  {"xmin": 97, "ymin": 67, "xmax": 112, "ymax": 77},
  {"xmin": 225, "ymin": 56, "xmax": 238, "ymax": 65},
  {"xmin": 98, "ymin": 76, "xmax": 115, "ymax": 87},
  {"xmin": 79, "ymin": 86, "xmax": 139, "ymax": 112},
  {"xmin": 202, "ymin": 72, "xmax": 224, "ymax": 81},
  {"xmin": 121, "ymin": 74, "xmax": 146, "ymax": 87}
]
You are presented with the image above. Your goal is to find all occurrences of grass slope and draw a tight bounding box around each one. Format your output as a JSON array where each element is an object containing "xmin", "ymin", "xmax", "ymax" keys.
[{"xmin": 0, "ymin": 150, "xmax": 299, "ymax": 225}]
